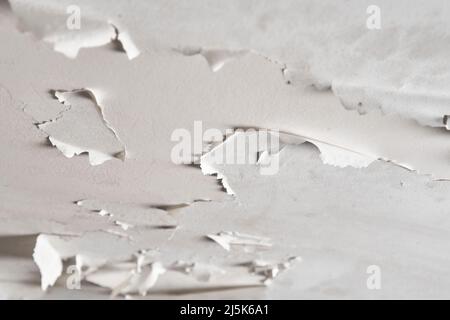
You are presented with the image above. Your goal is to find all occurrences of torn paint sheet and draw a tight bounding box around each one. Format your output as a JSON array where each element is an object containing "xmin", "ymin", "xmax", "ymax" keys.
[
  {"xmin": 12, "ymin": 0, "xmax": 450, "ymax": 128},
  {"xmin": 207, "ymin": 231, "xmax": 272, "ymax": 251},
  {"xmin": 32, "ymin": 234, "xmax": 64, "ymax": 291},
  {"xmin": 114, "ymin": 220, "xmax": 133, "ymax": 231},
  {"xmin": 37, "ymin": 89, "xmax": 126, "ymax": 165},
  {"xmin": 200, "ymin": 130, "xmax": 376, "ymax": 192},
  {"xmin": 47, "ymin": 137, "xmax": 116, "ymax": 166},
  {"xmin": 11, "ymin": 2, "xmax": 114, "ymax": 58},
  {"xmin": 310, "ymin": 141, "xmax": 377, "ymax": 169},
  {"xmin": 85, "ymin": 259, "xmax": 263, "ymax": 297},
  {"xmin": 199, "ymin": 130, "xmax": 282, "ymax": 194},
  {"xmin": 5, "ymin": 0, "xmax": 450, "ymax": 180},
  {"xmin": 81, "ymin": 260, "xmax": 161, "ymax": 297},
  {"xmin": 2, "ymin": 8, "xmax": 450, "ymax": 180},
  {"xmin": 31, "ymin": 232, "xmax": 145, "ymax": 291},
  {"xmin": 110, "ymin": 23, "xmax": 140, "ymax": 60}
]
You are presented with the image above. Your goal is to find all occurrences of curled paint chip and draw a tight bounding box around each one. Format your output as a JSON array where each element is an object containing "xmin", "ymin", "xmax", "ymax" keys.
[
  {"xmin": 8, "ymin": 1, "xmax": 140, "ymax": 60},
  {"xmin": 200, "ymin": 130, "xmax": 376, "ymax": 195},
  {"xmin": 31, "ymin": 233, "xmax": 292, "ymax": 296},
  {"xmin": 48, "ymin": 137, "xmax": 117, "ymax": 166},
  {"xmin": 97, "ymin": 209, "xmax": 112, "ymax": 217},
  {"xmin": 110, "ymin": 23, "xmax": 141, "ymax": 60}
]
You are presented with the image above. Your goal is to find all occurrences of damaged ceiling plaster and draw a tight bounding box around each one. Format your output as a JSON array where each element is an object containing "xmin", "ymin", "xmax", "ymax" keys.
[{"xmin": 1, "ymin": 0, "xmax": 450, "ymax": 299}]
